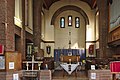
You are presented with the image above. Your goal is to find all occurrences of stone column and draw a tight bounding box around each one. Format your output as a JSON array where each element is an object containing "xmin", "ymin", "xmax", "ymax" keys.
[
  {"xmin": 0, "ymin": 0, "xmax": 15, "ymax": 51},
  {"xmin": 33, "ymin": 0, "xmax": 43, "ymax": 57},
  {"xmin": 96, "ymin": 0, "xmax": 109, "ymax": 58}
]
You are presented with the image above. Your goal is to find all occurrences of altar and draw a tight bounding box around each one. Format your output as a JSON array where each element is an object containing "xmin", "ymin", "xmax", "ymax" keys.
[
  {"xmin": 60, "ymin": 63, "xmax": 79, "ymax": 75},
  {"xmin": 59, "ymin": 55, "xmax": 80, "ymax": 76}
]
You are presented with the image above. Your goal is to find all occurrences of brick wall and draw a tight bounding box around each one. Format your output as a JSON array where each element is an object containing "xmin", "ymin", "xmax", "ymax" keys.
[
  {"xmin": 5, "ymin": 0, "xmax": 15, "ymax": 51},
  {"xmin": 0, "ymin": 0, "xmax": 15, "ymax": 51},
  {"xmin": 0, "ymin": 0, "xmax": 6, "ymax": 45}
]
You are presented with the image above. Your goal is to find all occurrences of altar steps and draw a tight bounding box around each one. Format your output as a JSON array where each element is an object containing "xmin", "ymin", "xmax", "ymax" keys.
[{"xmin": 52, "ymin": 70, "xmax": 88, "ymax": 80}]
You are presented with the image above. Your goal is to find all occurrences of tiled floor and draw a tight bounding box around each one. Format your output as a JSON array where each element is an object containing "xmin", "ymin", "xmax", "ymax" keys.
[{"xmin": 52, "ymin": 70, "xmax": 89, "ymax": 80}]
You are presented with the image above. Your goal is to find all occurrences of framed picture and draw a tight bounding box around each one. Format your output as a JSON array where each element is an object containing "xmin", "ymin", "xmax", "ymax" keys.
[
  {"xmin": 0, "ymin": 56, "xmax": 5, "ymax": 69},
  {"xmin": 68, "ymin": 15, "xmax": 72, "ymax": 26},
  {"xmin": 0, "ymin": 45, "xmax": 4, "ymax": 55},
  {"xmin": 75, "ymin": 17, "xmax": 80, "ymax": 28},
  {"xmin": 60, "ymin": 17, "xmax": 65, "ymax": 28}
]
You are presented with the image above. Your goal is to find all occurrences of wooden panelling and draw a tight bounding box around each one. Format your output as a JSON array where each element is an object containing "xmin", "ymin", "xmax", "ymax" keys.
[
  {"xmin": 5, "ymin": 51, "xmax": 22, "ymax": 71},
  {"xmin": 108, "ymin": 26, "xmax": 120, "ymax": 45}
]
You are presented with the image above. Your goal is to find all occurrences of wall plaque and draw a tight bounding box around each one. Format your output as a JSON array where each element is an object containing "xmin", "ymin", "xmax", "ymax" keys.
[
  {"xmin": 9, "ymin": 62, "xmax": 14, "ymax": 69},
  {"xmin": 91, "ymin": 65, "xmax": 95, "ymax": 70},
  {"xmin": 91, "ymin": 73, "xmax": 96, "ymax": 79},
  {"xmin": 13, "ymin": 73, "xmax": 19, "ymax": 80}
]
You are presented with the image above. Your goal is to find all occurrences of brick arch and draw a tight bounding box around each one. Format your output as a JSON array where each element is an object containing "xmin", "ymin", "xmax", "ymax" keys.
[{"xmin": 51, "ymin": 5, "xmax": 89, "ymax": 25}]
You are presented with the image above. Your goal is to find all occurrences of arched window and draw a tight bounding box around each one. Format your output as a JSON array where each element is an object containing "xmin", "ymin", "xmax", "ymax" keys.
[
  {"xmin": 68, "ymin": 15, "xmax": 72, "ymax": 26},
  {"xmin": 60, "ymin": 17, "xmax": 65, "ymax": 28},
  {"xmin": 75, "ymin": 17, "xmax": 80, "ymax": 28}
]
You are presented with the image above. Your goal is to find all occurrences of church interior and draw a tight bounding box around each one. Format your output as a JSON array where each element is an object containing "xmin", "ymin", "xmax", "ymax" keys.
[{"xmin": 1, "ymin": 0, "xmax": 120, "ymax": 80}]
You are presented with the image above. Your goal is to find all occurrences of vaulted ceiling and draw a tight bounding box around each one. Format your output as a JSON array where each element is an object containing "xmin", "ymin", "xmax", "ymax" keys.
[{"xmin": 43, "ymin": 0, "xmax": 97, "ymax": 10}]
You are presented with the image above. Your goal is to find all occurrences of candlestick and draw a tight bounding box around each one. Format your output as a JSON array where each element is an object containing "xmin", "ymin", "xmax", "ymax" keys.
[
  {"xmin": 77, "ymin": 57, "xmax": 78, "ymax": 62},
  {"xmin": 26, "ymin": 62, "xmax": 29, "ymax": 70}
]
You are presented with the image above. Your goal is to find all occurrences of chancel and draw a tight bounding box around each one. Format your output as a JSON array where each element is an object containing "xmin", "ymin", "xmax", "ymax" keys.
[{"xmin": 1, "ymin": 0, "xmax": 120, "ymax": 80}]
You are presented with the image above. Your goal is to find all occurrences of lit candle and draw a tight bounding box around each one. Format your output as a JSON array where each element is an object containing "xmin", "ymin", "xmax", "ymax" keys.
[
  {"xmin": 45, "ymin": 64, "xmax": 48, "ymax": 69},
  {"xmin": 26, "ymin": 62, "xmax": 29, "ymax": 70},
  {"xmin": 77, "ymin": 57, "xmax": 78, "ymax": 62},
  {"xmin": 69, "ymin": 59, "xmax": 71, "ymax": 64},
  {"xmin": 61, "ymin": 57, "xmax": 63, "ymax": 62}
]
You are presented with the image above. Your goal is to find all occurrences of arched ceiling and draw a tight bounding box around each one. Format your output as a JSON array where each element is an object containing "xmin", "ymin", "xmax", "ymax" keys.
[
  {"xmin": 43, "ymin": 0, "xmax": 97, "ymax": 10},
  {"xmin": 51, "ymin": 5, "xmax": 89, "ymax": 25}
]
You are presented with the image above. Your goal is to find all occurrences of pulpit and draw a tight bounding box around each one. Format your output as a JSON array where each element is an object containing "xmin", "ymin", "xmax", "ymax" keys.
[
  {"xmin": 110, "ymin": 61, "xmax": 120, "ymax": 73},
  {"xmin": 110, "ymin": 61, "xmax": 120, "ymax": 80}
]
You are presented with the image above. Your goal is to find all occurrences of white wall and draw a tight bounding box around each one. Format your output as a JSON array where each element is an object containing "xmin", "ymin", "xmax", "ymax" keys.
[
  {"xmin": 54, "ymin": 10, "xmax": 85, "ymax": 49},
  {"xmin": 44, "ymin": 0, "xmax": 95, "ymax": 41},
  {"xmin": 43, "ymin": 0, "xmax": 95, "ymax": 57}
]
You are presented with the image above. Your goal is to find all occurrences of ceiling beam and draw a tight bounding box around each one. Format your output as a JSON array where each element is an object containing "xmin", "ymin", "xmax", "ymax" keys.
[
  {"xmin": 43, "ymin": 0, "xmax": 96, "ymax": 10},
  {"xmin": 92, "ymin": 0, "xmax": 97, "ymax": 8},
  {"xmin": 43, "ymin": 0, "xmax": 49, "ymax": 10}
]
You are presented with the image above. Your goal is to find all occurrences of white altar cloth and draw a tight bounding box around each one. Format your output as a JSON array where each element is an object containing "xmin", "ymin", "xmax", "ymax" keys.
[{"xmin": 60, "ymin": 63, "xmax": 79, "ymax": 75}]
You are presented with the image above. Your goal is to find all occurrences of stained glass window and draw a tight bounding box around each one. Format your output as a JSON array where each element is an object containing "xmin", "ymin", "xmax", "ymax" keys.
[
  {"xmin": 68, "ymin": 15, "xmax": 72, "ymax": 26},
  {"xmin": 75, "ymin": 17, "xmax": 80, "ymax": 28},
  {"xmin": 60, "ymin": 17, "xmax": 65, "ymax": 28}
]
